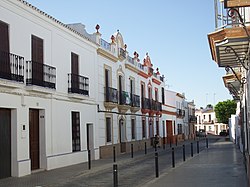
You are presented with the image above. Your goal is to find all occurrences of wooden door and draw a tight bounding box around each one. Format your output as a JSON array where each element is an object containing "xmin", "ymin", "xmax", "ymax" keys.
[
  {"xmin": 32, "ymin": 35, "xmax": 43, "ymax": 85},
  {"xmin": 0, "ymin": 109, "xmax": 11, "ymax": 179},
  {"xmin": 166, "ymin": 120, "xmax": 173, "ymax": 143},
  {"xmin": 0, "ymin": 21, "xmax": 10, "ymax": 78},
  {"xmin": 29, "ymin": 109, "xmax": 40, "ymax": 170}
]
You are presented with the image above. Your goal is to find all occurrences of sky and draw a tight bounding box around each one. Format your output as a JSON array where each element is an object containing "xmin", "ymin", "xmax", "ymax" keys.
[{"xmin": 27, "ymin": 0, "xmax": 231, "ymax": 108}]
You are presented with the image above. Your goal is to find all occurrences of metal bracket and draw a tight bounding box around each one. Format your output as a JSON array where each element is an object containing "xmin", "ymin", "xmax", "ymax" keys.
[
  {"xmin": 225, "ymin": 46, "xmax": 249, "ymax": 70},
  {"xmin": 225, "ymin": 66, "xmax": 247, "ymax": 84}
]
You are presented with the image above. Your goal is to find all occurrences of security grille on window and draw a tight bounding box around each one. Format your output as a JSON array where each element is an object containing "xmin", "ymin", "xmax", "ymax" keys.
[
  {"xmin": 72, "ymin": 111, "xmax": 80, "ymax": 152},
  {"xmin": 106, "ymin": 117, "xmax": 112, "ymax": 143}
]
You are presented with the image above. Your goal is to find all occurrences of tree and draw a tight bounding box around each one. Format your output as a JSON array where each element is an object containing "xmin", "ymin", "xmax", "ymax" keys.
[
  {"xmin": 206, "ymin": 104, "xmax": 213, "ymax": 109},
  {"xmin": 214, "ymin": 100, "xmax": 236, "ymax": 124}
]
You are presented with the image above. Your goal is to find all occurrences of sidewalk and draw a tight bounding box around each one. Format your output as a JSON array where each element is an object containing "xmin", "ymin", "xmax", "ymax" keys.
[{"xmin": 144, "ymin": 139, "xmax": 248, "ymax": 187}]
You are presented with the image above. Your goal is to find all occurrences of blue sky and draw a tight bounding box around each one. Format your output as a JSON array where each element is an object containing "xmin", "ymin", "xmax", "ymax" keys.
[{"xmin": 27, "ymin": 0, "xmax": 231, "ymax": 108}]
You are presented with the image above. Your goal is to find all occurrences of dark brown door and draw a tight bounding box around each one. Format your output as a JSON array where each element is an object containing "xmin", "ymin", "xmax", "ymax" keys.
[
  {"xmin": 166, "ymin": 120, "xmax": 173, "ymax": 143},
  {"xmin": 0, "ymin": 109, "xmax": 11, "ymax": 179},
  {"xmin": 71, "ymin": 52, "xmax": 79, "ymax": 90},
  {"xmin": 0, "ymin": 21, "xmax": 10, "ymax": 78},
  {"xmin": 29, "ymin": 109, "xmax": 40, "ymax": 170},
  {"xmin": 31, "ymin": 35, "xmax": 43, "ymax": 85}
]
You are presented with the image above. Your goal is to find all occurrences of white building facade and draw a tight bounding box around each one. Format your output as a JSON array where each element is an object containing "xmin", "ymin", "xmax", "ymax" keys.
[{"xmin": 0, "ymin": 0, "xmax": 196, "ymax": 179}]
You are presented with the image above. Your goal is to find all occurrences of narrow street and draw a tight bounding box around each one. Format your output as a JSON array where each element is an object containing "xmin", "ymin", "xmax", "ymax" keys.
[{"xmin": 0, "ymin": 137, "xmax": 224, "ymax": 187}]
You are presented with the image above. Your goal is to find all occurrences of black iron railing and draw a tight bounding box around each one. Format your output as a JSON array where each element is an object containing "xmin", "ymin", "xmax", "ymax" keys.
[
  {"xmin": 26, "ymin": 61, "xmax": 56, "ymax": 89},
  {"xmin": 0, "ymin": 51, "xmax": 24, "ymax": 82},
  {"xmin": 105, "ymin": 87, "xmax": 118, "ymax": 103},
  {"xmin": 189, "ymin": 115, "xmax": 197, "ymax": 123},
  {"xmin": 131, "ymin": 94, "xmax": 140, "ymax": 108},
  {"xmin": 68, "ymin": 73, "xmax": 89, "ymax": 95},
  {"xmin": 119, "ymin": 90, "xmax": 130, "ymax": 105}
]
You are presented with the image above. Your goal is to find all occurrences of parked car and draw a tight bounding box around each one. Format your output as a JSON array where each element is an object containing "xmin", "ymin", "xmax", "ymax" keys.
[{"xmin": 219, "ymin": 130, "xmax": 228, "ymax": 136}]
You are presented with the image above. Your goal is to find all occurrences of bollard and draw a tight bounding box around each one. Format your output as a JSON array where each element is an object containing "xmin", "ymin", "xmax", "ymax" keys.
[
  {"xmin": 172, "ymin": 147, "xmax": 175, "ymax": 168},
  {"xmin": 191, "ymin": 142, "xmax": 193, "ymax": 157},
  {"xmin": 113, "ymin": 164, "xmax": 118, "ymax": 187},
  {"xmin": 113, "ymin": 146, "xmax": 116, "ymax": 163},
  {"xmin": 145, "ymin": 142, "xmax": 147, "ymax": 155},
  {"xmin": 206, "ymin": 138, "xmax": 208, "ymax": 148},
  {"xmin": 88, "ymin": 150, "xmax": 91, "ymax": 170},
  {"xmin": 131, "ymin": 144, "xmax": 134, "ymax": 158},
  {"xmin": 197, "ymin": 141, "xmax": 199, "ymax": 154},
  {"xmin": 155, "ymin": 152, "xmax": 159, "ymax": 178},
  {"xmin": 183, "ymin": 144, "xmax": 185, "ymax": 162}
]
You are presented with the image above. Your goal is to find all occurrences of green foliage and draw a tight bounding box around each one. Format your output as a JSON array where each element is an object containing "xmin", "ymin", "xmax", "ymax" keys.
[
  {"xmin": 206, "ymin": 104, "xmax": 213, "ymax": 109},
  {"xmin": 214, "ymin": 100, "xmax": 236, "ymax": 124}
]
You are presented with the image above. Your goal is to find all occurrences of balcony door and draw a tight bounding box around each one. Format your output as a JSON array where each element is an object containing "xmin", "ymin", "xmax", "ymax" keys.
[
  {"xmin": 71, "ymin": 52, "xmax": 79, "ymax": 91},
  {"xmin": 32, "ymin": 35, "xmax": 44, "ymax": 85},
  {"xmin": 0, "ymin": 21, "xmax": 10, "ymax": 78},
  {"xmin": 167, "ymin": 120, "xmax": 173, "ymax": 143}
]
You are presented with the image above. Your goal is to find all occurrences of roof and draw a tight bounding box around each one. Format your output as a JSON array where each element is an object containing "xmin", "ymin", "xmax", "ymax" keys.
[{"xmin": 17, "ymin": 0, "xmax": 97, "ymax": 45}]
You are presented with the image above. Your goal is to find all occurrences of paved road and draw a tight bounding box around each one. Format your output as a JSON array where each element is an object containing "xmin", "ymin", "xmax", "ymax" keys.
[{"xmin": 0, "ymin": 137, "xmax": 218, "ymax": 187}]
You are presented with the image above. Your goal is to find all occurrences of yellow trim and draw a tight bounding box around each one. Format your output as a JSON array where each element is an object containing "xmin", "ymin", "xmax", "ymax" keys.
[
  {"xmin": 97, "ymin": 48, "xmax": 118, "ymax": 63},
  {"xmin": 125, "ymin": 64, "xmax": 139, "ymax": 73}
]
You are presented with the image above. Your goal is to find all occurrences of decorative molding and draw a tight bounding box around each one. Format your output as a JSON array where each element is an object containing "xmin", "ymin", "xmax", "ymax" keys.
[{"xmin": 97, "ymin": 48, "xmax": 118, "ymax": 62}]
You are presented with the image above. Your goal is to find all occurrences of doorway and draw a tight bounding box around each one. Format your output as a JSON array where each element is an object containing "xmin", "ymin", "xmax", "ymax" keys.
[
  {"xmin": 0, "ymin": 109, "xmax": 11, "ymax": 179},
  {"xmin": 166, "ymin": 120, "xmax": 173, "ymax": 143},
  {"xmin": 29, "ymin": 109, "xmax": 40, "ymax": 170},
  {"xmin": 87, "ymin": 124, "xmax": 94, "ymax": 160},
  {"xmin": 119, "ymin": 119, "xmax": 126, "ymax": 153}
]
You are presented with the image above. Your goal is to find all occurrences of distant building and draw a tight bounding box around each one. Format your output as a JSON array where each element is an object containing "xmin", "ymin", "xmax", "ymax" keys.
[{"xmin": 195, "ymin": 108, "xmax": 227, "ymax": 135}]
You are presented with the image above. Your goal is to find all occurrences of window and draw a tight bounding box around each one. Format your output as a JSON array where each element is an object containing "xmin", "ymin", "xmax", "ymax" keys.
[
  {"xmin": 155, "ymin": 89, "xmax": 158, "ymax": 101},
  {"xmin": 72, "ymin": 111, "xmax": 80, "ymax": 152},
  {"xmin": 177, "ymin": 124, "xmax": 182, "ymax": 135},
  {"xmin": 106, "ymin": 117, "xmax": 112, "ymax": 143},
  {"xmin": 209, "ymin": 114, "xmax": 211, "ymax": 122},
  {"xmin": 131, "ymin": 118, "xmax": 136, "ymax": 140},
  {"xmin": 142, "ymin": 119, "xmax": 146, "ymax": 138},
  {"xmin": 161, "ymin": 87, "xmax": 165, "ymax": 105}
]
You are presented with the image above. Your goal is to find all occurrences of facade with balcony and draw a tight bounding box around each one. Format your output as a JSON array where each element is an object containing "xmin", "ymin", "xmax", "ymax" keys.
[
  {"xmin": 207, "ymin": 0, "xmax": 250, "ymax": 182},
  {"xmin": 0, "ymin": 0, "xmax": 97, "ymax": 178},
  {"xmin": 0, "ymin": 0, "xmax": 196, "ymax": 179},
  {"xmin": 95, "ymin": 28, "xmax": 165, "ymax": 157}
]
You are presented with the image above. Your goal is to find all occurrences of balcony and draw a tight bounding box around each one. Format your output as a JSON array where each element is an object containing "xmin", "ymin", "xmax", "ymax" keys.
[
  {"xmin": 104, "ymin": 87, "xmax": 118, "ymax": 110},
  {"xmin": 189, "ymin": 115, "xmax": 197, "ymax": 123},
  {"xmin": 118, "ymin": 90, "xmax": 130, "ymax": 113},
  {"xmin": 100, "ymin": 38, "xmax": 111, "ymax": 51},
  {"xmin": 0, "ymin": 51, "xmax": 24, "ymax": 83},
  {"xmin": 141, "ymin": 97, "xmax": 162, "ymax": 115},
  {"xmin": 26, "ymin": 61, "xmax": 56, "ymax": 90},
  {"xmin": 130, "ymin": 94, "xmax": 140, "ymax": 112},
  {"xmin": 68, "ymin": 73, "xmax": 89, "ymax": 96},
  {"xmin": 208, "ymin": 0, "xmax": 250, "ymax": 68},
  {"xmin": 177, "ymin": 109, "xmax": 185, "ymax": 118}
]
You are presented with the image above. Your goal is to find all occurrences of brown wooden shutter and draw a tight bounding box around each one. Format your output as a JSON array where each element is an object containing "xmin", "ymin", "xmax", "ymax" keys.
[
  {"xmin": 71, "ymin": 52, "xmax": 79, "ymax": 90},
  {"xmin": 0, "ymin": 21, "xmax": 10, "ymax": 77},
  {"xmin": 32, "ymin": 35, "xmax": 44, "ymax": 84}
]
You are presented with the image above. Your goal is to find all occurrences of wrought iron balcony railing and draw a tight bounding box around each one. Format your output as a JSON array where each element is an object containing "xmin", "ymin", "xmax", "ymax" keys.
[
  {"xmin": 141, "ymin": 97, "xmax": 151, "ymax": 110},
  {"xmin": 0, "ymin": 51, "xmax": 24, "ymax": 82},
  {"xmin": 131, "ymin": 94, "xmax": 140, "ymax": 108},
  {"xmin": 26, "ymin": 61, "xmax": 56, "ymax": 89},
  {"xmin": 119, "ymin": 90, "xmax": 130, "ymax": 105},
  {"xmin": 214, "ymin": 0, "xmax": 250, "ymax": 29},
  {"xmin": 189, "ymin": 115, "xmax": 197, "ymax": 123},
  {"xmin": 68, "ymin": 73, "xmax": 89, "ymax": 95},
  {"xmin": 105, "ymin": 87, "xmax": 118, "ymax": 103}
]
